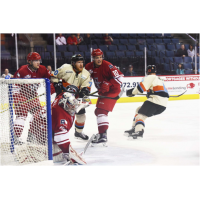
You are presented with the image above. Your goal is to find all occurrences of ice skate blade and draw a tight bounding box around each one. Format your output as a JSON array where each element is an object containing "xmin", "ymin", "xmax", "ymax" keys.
[
  {"xmin": 124, "ymin": 132, "xmax": 131, "ymax": 137},
  {"xmin": 91, "ymin": 142, "xmax": 108, "ymax": 147},
  {"xmin": 74, "ymin": 136, "xmax": 88, "ymax": 141}
]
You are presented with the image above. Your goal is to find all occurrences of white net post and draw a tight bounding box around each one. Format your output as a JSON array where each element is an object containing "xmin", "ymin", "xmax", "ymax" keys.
[{"xmin": 0, "ymin": 78, "xmax": 52, "ymax": 165}]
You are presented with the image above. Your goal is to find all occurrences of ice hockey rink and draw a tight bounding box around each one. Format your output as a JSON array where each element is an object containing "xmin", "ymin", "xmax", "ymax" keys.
[{"xmin": 29, "ymin": 98, "xmax": 200, "ymax": 166}]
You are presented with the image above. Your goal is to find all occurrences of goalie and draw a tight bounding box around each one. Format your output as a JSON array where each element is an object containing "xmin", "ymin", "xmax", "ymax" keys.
[
  {"xmin": 125, "ymin": 65, "xmax": 169, "ymax": 139},
  {"xmin": 52, "ymin": 92, "xmax": 90, "ymax": 165},
  {"xmin": 51, "ymin": 54, "xmax": 91, "ymax": 141}
]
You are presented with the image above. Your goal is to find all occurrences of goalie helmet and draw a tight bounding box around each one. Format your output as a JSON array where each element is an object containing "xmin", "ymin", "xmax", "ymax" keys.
[
  {"xmin": 91, "ymin": 49, "xmax": 104, "ymax": 58},
  {"xmin": 58, "ymin": 92, "xmax": 78, "ymax": 116},
  {"xmin": 27, "ymin": 52, "xmax": 41, "ymax": 62},
  {"xmin": 147, "ymin": 65, "xmax": 157, "ymax": 74},
  {"xmin": 65, "ymin": 85, "xmax": 79, "ymax": 98}
]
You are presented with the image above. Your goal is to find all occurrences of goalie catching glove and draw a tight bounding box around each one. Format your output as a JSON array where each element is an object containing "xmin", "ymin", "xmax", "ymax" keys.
[
  {"xmin": 99, "ymin": 81, "xmax": 112, "ymax": 94},
  {"xmin": 79, "ymin": 87, "xmax": 90, "ymax": 98},
  {"xmin": 126, "ymin": 88, "xmax": 135, "ymax": 97}
]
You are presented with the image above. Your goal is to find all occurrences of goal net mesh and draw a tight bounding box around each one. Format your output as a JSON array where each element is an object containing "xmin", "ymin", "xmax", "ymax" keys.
[{"xmin": 0, "ymin": 78, "xmax": 50, "ymax": 165}]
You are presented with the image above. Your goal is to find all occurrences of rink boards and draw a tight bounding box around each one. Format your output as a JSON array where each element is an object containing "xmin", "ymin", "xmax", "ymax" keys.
[{"xmin": 90, "ymin": 74, "xmax": 200, "ymax": 104}]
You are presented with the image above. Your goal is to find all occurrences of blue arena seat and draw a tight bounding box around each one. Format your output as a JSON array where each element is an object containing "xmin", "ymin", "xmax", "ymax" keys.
[
  {"xmin": 147, "ymin": 44, "xmax": 157, "ymax": 51},
  {"xmin": 138, "ymin": 45, "xmax": 145, "ymax": 51},
  {"xmin": 155, "ymin": 39, "xmax": 163, "ymax": 43},
  {"xmin": 127, "ymin": 45, "xmax": 136, "ymax": 51},
  {"xmin": 183, "ymin": 63, "xmax": 193, "ymax": 70},
  {"xmin": 120, "ymin": 34, "xmax": 129, "ymax": 39},
  {"xmin": 34, "ymin": 45, "xmax": 45, "ymax": 53},
  {"xmin": 184, "ymin": 44, "xmax": 189, "ymax": 50},
  {"xmin": 68, "ymin": 45, "xmax": 78, "ymax": 52},
  {"xmin": 166, "ymin": 44, "xmax": 176, "ymax": 51},
  {"xmin": 137, "ymin": 34, "xmax": 146, "ymax": 38},
  {"xmin": 74, "ymin": 52, "xmax": 84, "ymax": 56},
  {"xmin": 112, "ymin": 34, "xmax": 120, "ymax": 39},
  {"xmin": 46, "ymin": 45, "xmax": 54, "ymax": 52},
  {"xmin": 163, "ymin": 34, "xmax": 172, "ymax": 38},
  {"xmin": 64, "ymin": 52, "xmax": 73, "ymax": 58},
  {"xmin": 128, "ymin": 39, "xmax": 137, "ymax": 45},
  {"xmin": 135, "ymin": 51, "xmax": 144, "ymax": 56},
  {"xmin": 154, "ymin": 57, "xmax": 160, "ymax": 64},
  {"xmin": 160, "ymin": 57, "xmax": 165, "ymax": 63},
  {"xmin": 163, "ymin": 64, "xmax": 171, "ymax": 72},
  {"xmin": 129, "ymin": 34, "xmax": 137, "ymax": 38},
  {"xmin": 164, "ymin": 57, "xmax": 173, "ymax": 64},
  {"xmin": 85, "ymin": 52, "xmax": 91, "ymax": 58},
  {"xmin": 146, "ymin": 34, "xmax": 154, "ymax": 38},
  {"xmin": 56, "ymin": 52, "xmax": 62, "ymax": 58},
  {"xmin": 112, "ymin": 39, "xmax": 120, "ymax": 45},
  {"xmin": 147, "ymin": 51, "xmax": 156, "ymax": 57},
  {"xmin": 185, "ymin": 69, "xmax": 194, "ymax": 74},
  {"xmin": 159, "ymin": 51, "xmax": 166, "ymax": 57},
  {"xmin": 115, "ymin": 51, "xmax": 125, "ymax": 58},
  {"xmin": 125, "ymin": 51, "xmax": 135, "ymax": 57},
  {"xmin": 174, "ymin": 57, "xmax": 183, "ymax": 64},
  {"xmin": 41, "ymin": 52, "xmax": 51, "ymax": 59},
  {"xmin": 146, "ymin": 39, "xmax": 154, "ymax": 44},
  {"xmin": 165, "ymin": 51, "xmax": 174, "ymax": 57},
  {"xmin": 175, "ymin": 43, "xmax": 181, "ymax": 49},
  {"xmin": 157, "ymin": 44, "xmax": 165, "ymax": 51},
  {"xmin": 57, "ymin": 45, "xmax": 67, "ymax": 52},
  {"xmin": 119, "ymin": 39, "xmax": 129, "ymax": 45},
  {"xmin": 108, "ymin": 45, "xmax": 117, "ymax": 51},
  {"xmin": 184, "ymin": 57, "xmax": 193, "ymax": 63},
  {"xmin": 118, "ymin": 45, "xmax": 127, "ymax": 51},
  {"xmin": 98, "ymin": 45, "xmax": 108, "ymax": 52},
  {"xmin": 1, "ymin": 45, "xmax": 6, "ymax": 51},
  {"xmin": 105, "ymin": 51, "xmax": 116, "ymax": 58},
  {"xmin": 94, "ymin": 34, "xmax": 103, "ymax": 39},
  {"xmin": 78, "ymin": 45, "xmax": 88, "ymax": 52},
  {"xmin": 171, "ymin": 39, "xmax": 179, "ymax": 44},
  {"xmin": 91, "ymin": 44, "xmax": 98, "ymax": 49},
  {"xmin": 163, "ymin": 39, "xmax": 171, "ymax": 44},
  {"xmin": 154, "ymin": 34, "xmax": 163, "ymax": 38}
]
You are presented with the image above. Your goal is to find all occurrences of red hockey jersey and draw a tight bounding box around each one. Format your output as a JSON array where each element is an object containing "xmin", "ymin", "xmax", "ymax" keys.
[
  {"xmin": 51, "ymin": 93, "xmax": 75, "ymax": 135},
  {"xmin": 14, "ymin": 64, "xmax": 50, "ymax": 79},
  {"xmin": 85, "ymin": 60, "xmax": 123, "ymax": 97}
]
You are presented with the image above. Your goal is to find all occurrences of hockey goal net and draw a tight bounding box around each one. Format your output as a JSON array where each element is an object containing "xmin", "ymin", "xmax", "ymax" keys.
[{"xmin": 0, "ymin": 78, "xmax": 52, "ymax": 165}]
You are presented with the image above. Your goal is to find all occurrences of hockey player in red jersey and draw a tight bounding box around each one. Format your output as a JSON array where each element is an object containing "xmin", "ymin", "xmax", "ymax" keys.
[
  {"xmin": 52, "ymin": 92, "xmax": 90, "ymax": 165},
  {"xmin": 85, "ymin": 49, "xmax": 124, "ymax": 145},
  {"xmin": 13, "ymin": 52, "xmax": 51, "ymax": 144}
]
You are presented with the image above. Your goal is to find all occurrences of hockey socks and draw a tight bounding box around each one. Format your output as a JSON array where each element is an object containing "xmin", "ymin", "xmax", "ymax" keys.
[{"xmin": 95, "ymin": 108, "xmax": 109, "ymax": 134}]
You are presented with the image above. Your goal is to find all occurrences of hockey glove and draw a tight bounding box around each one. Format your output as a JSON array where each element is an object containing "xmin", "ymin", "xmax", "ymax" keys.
[
  {"xmin": 126, "ymin": 88, "xmax": 135, "ymax": 97},
  {"xmin": 79, "ymin": 87, "xmax": 90, "ymax": 98},
  {"xmin": 54, "ymin": 82, "xmax": 63, "ymax": 97},
  {"xmin": 99, "ymin": 81, "xmax": 111, "ymax": 94}
]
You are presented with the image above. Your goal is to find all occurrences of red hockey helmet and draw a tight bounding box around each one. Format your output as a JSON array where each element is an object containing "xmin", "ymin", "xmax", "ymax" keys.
[
  {"xmin": 27, "ymin": 52, "xmax": 41, "ymax": 62},
  {"xmin": 91, "ymin": 49, "xmax": 103, "ymax": 57}
]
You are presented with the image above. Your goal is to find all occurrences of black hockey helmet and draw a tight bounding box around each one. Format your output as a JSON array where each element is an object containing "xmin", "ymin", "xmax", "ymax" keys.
[
  {"xmin": 147, "ymin": 65, "xmax": 157, "ymax": 74},
  {"xmin": 71, "ymin": 54, "xmax": 84, "ymax": 66}
]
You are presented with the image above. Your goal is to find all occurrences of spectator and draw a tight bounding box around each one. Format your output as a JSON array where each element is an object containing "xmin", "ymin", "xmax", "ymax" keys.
[
  {"xmin": 67, "ymin": 34, "xmax": 78, "ymax": 45},
  {"xmin": 1, "ymin": 68, "xmax": 13, "ymax": 78},
  {"xmin": 176, "ymin": 63, "xmax": 185, "ymax": 75},
  {"xmin": 56, "ymin": 34, "xmax": 67, "ymax": 45},
  {"xmin": 76, "ymin": 34, "xmax": 84, "ymax": 45},
  {"xmin": 84, "ymin": 34, "xmax": 93, "ymax": 45},
  {"xmin": 175, "ymin": 44, "xmax": 187, "ymax": 57},
  {"xmin": 187, "ymin": 44, "xmax": 195, "ymax": 59},
  {"xmin": 125, "ymin": 65, "xmax": 135, "ymax": 76},
  {"xmin": 103, "ymin": 34, "xmax": 113, "ymax": 45}
]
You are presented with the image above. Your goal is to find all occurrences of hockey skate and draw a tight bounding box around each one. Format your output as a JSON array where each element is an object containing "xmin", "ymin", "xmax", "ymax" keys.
[
  {"xmin": 91, "ymin": 132, "xmax": 107, "ymax": 147},
  {"xmin": 124, "ymin": 127, "xmax": 135, "ymax": 137},
  {"xmin": 74, "ymin": 130, "xmax": 89, "ymax": 141},
  {"xmin": 130, "ymin": 129, "xmax": 144, "ymax": 139}
]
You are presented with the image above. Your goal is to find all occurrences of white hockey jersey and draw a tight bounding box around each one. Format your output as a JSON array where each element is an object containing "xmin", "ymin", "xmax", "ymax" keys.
[
  {"xmin": 51, "ymin": 64, "xmax": 91, "ymax": 90},
  {"xmin": 132, "ymin": 75, "xmax": 169, "ymax": 107}
]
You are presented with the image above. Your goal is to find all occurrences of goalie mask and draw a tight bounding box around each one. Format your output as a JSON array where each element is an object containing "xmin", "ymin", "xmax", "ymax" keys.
[{"xmin": 58, "ymin": 92, "xmax": 78, "ymax": 116}]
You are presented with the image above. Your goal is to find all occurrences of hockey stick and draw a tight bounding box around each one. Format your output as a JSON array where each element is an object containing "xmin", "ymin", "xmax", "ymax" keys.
[
  {"xmin": 83, "ymin": 134, "xmax": 95, "ymax": 154},
  {"xmin": 132, "ymin": 90, "xmax": 187, "ymax": 98},
  {"xmin": 64, "ymin": 86, "xmax": 125, "ymax": 100},
  {"xmin": 0, "ymin": 93, "xmax": 45, "ymax": 113}
]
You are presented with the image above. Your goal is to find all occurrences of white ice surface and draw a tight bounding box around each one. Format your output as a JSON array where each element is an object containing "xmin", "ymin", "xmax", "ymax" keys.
[{"xmin": 28, "ymin": 99, "xmax": 200, "ymax": 166}]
